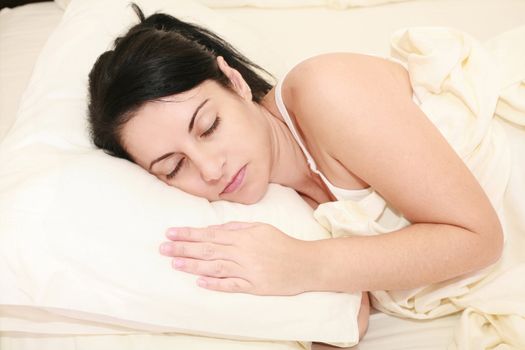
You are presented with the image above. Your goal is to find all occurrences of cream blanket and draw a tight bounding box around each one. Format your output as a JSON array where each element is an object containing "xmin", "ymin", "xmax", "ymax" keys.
[{"xmin": 314, "ymin": 26, "xmax": 525, "ymax": 349}]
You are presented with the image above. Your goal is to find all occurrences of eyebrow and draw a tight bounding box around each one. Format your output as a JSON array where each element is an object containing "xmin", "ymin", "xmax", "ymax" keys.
[
  {"xmin": 148, "ymin": 98, "xmax": 210, "ymax": 171},
  {"xmin": 188, "ymin": 98, "xmax": 210, "ymax": 133}
]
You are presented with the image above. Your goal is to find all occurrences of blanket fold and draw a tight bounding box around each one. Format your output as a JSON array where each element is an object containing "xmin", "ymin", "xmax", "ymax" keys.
[{"xmin": 314, "ymin": 26, "xmax": 525, "ymax": 349}]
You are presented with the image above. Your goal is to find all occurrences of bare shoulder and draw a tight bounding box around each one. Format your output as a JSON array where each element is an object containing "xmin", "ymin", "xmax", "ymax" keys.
[
  {"xmin": 281, "ymin": 53, "xmax": 413, "ymax": 145},
  {"xmin": 287, "ymin": 52, "xmax": 407, "ymax": 78},
  {"xmin": 279, "ymin": 52, "xmax": 414, "ymax": 168},
  {"xmin": 283, "ymin": 52, "xmax": 411, "ymax": 108},
  {"xmin": 281, "ymin": 52, "xmax": 501, "ymax": 238}
]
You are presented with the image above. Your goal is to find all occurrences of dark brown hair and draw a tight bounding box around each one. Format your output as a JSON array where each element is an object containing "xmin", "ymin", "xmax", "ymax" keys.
[{"xmin": 88, "ymin": 4, "xmax": 273, "ymax": 160}]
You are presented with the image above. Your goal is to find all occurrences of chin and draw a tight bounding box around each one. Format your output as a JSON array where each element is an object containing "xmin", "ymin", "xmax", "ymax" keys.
[
  {"xmin": 230, "ymin": 182, "xmax": 269, "ymax": 205},
  {"xmin": 246, "ymin": 183, "xmax": 269, "ymax": 204},
  {"xmin": 238, "ymin": 196, "xmax": 263, "ymax": 205}
]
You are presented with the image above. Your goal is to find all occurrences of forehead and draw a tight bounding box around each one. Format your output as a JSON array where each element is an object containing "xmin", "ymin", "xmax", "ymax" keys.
[
  {"xmin": 121, "ymin": 83, "xmax": 215, "ymax": 167},
  {"xmin": 128, "ymin": 79, "xmax": 228, "ymax": 127},
  {"xmin": 138, "ymin": 84, "xmax": 204, "ymax": 120}
]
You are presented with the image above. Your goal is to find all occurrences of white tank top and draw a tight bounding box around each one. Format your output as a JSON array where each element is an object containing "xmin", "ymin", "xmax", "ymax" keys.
[{"xmin": 274, "ymin": 78, "xmax": 373, "ymax": 201}]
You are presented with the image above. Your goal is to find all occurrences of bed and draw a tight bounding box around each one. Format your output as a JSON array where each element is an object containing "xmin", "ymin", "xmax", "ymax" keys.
[{"xmin": 1, "ymin": 1, "xmax": 524, "ymax": 349}]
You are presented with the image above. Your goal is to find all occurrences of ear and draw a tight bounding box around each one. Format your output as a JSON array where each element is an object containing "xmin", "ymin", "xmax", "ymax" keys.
[{"xmin": 216, "ymin": 56, "xmax": 253, "ymax": 101}]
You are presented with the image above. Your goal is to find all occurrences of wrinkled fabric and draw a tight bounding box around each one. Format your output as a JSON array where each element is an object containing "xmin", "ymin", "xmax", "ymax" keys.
[{"xmin": 314, "ymin": 26, "xmax": 525, "ymax": 349}]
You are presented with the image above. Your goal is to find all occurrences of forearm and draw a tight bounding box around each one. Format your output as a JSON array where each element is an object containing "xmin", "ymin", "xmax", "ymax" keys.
[{"xmin": 304, "ymin": 222, "xmax": 502, "ymax": 292}]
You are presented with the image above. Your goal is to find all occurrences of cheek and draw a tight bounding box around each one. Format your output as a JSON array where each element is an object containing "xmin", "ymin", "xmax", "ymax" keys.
[
  {"xmin": 172, "ymin": 174, "xmax": 215, "ymax": 200},
  {"xmin": 237, "ymin": 116, "xmax": 266, "ymax": 149}
]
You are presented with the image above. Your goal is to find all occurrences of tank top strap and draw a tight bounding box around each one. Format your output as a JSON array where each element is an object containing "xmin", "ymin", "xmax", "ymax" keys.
[
  {"xmin": 275, "ymin": 78, "xmax": 323, "ymax": 176},
  {"xmin": 274, "ymin": 75, "xmax": 373, "ymax": 201}
]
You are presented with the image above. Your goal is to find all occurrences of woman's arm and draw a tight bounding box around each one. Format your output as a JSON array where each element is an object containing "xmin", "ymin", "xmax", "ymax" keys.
[
  {"xmin": 159, "ymin": 53, "xmax": 503, "ymax": 296},
  {"xmin": 284, "ymin": 53, "xmax": 503, "ymax": 292}
]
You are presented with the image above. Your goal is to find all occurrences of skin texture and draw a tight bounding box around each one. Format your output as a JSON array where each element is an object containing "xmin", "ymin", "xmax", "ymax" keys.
[
  {"xmin": 121, "ymin": 53, "xmax": 504, "ymax": 340},
  {"xmin": 121, "ymin": 66, "xmax": 272, "ymax": 205}
]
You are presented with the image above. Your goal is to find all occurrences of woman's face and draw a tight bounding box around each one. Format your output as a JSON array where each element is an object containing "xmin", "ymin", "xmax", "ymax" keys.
[{"xmin": 120, "ymin": 79, "xmax": 272, "ymax": 204}]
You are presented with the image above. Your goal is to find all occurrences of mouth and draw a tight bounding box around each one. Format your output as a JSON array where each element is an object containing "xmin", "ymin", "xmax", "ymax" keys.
[{"xmin": 221, "ymin": 165, "xmax": 247, "ymax": 195}]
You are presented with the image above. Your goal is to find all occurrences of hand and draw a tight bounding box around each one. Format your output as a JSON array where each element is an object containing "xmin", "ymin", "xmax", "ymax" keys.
[{"xmin": 159, "ymin": 222, "xmax": 313, "ymax": 295}]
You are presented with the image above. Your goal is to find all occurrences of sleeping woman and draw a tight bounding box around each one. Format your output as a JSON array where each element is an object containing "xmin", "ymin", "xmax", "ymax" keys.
[{"xmin": 87, "ymin": 4, "xmax": 503, "ymax": 340}]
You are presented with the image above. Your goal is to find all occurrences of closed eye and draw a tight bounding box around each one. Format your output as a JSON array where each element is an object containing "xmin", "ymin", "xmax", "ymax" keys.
[
  {"xmin": 167, "ymin": 158, "xmax": 184, "ymax": 180},
  {"xmin": 201, "ymin": 116, "xmax": 221, "ymax": 137},
  {"xmin": 166, "ymin": 116, "xmax": 221, "ymax": 180}
]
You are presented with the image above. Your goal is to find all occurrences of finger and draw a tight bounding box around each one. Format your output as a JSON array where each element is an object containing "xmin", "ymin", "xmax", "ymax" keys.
[
  {"xmin": 196, "ymin": 277, "xmax": 253, "ymax": 294},
  {"xmin": 159, "ymin": 241, "xmax": 234, "ymax": 260},
  {"xmin": 165, "ymin": 226, "xmax": 236, "ymax": 244},
  {"xmin": 206, "ymin": 224, "xmax": 223, "ymax": 229},
  {"xmin": 214, "ymin": 221, "xmax": 258, "ymax": 230},
  {"xmin": 211, "ymin": 221, "xmax": 255, "ymax": 230},
  {"xmin": 172, "ymin": 258, "xmax": 242, "ymax": 278}
]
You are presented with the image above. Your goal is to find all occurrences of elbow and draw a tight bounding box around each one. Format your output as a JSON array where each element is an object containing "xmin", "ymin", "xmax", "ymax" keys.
[
  {"xmin": 479, "ymin": 220, "xmax": 504, "ymax": 268},
  {"xmin": 488, "ymin": 229, "xmax": 504, "ymax": 266}
]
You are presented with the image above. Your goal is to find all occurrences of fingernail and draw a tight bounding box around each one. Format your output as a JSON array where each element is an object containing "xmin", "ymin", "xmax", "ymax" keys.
[
  {"xmin": 172, "ymin": 258, "xmax": 185, "ymax": 268},
  {"xmin": 197, "ymin": 278, "xmax": 207, "ymax": 287},
  {"xmin": 166, "ymin": 228, "xmax": 178, "ymax": 239},
  {"xmin": 159, "ymin": 243, "xmax": 171, "ymax": 255}
]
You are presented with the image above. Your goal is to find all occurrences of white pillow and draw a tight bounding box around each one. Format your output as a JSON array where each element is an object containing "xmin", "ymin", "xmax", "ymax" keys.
[
  {"xmin": 55, "ymin": 0, "xmax": 413, "ymax": 10},
  {"xmin": 0, "ymin": 2, "xmax": 63, "ymax": 142},
  {"xmin": 197, "ymin": 0, "xmax": 411, "ymax": 9},
  {"xmin": 54, "ymin": 0, "xmax": 71, "ymax": 10},
  {"xmin": 0, "ymin": 0, "xmax": 360, "ymax": 346}
]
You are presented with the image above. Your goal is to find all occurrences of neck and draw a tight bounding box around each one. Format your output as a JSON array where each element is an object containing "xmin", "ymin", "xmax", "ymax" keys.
[{"xmin": 255, "ymin": 103, "xmax": 333, "ymax": 205}]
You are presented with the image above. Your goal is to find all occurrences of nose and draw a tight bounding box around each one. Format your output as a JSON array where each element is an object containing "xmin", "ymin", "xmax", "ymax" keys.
[{"xmin": 194, "ymin": 153, "xmax": 225, "ymax": 183}]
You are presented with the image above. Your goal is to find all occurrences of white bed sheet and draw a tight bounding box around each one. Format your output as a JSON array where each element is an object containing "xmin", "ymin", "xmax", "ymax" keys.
[
  {"xmin": 0, "ymin": 312, "xmax": 460, "ymax": 350},
  {"xmin": 214, "ymin": 0, "xmax": 525, "ymax": 78},
  {"xmin": 1, "ymin": 0, "xmax": 523, "ymax": 349}
]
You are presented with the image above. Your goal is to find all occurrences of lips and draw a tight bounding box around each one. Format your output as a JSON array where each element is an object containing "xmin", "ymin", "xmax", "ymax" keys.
[{"xmin": 221, "ymin": 165, "xmax": 247, "ymax": 195}]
